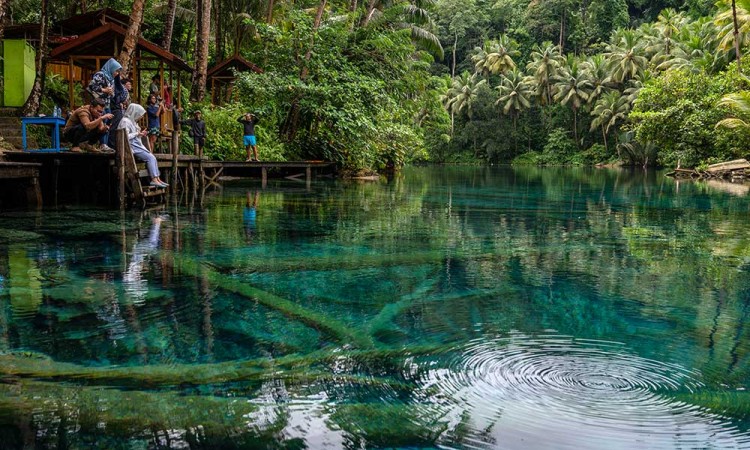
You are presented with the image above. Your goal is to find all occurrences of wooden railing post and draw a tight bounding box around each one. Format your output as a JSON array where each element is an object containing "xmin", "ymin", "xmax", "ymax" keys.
[
  {"xmin": 116, "ymin": 129, "xmax": 126, "ymax": 209},
  {"xmin": 171, "ymin": 130, "xmax": 179, "ymax": 189}
]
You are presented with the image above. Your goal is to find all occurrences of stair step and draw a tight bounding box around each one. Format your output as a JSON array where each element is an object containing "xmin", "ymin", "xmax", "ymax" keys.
[
  {"xmin": 0, "ymin": 108, "xmax": 21, "ymax": 117},
  {"xmin": 0, "ymin": 136, "xmax": 37, "ymax": 149}
]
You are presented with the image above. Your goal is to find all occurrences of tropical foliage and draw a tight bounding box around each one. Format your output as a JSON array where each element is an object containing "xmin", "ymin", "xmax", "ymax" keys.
[{"xmin": 9, "ymin": 0, "xmax": 750, "ymax": 168}]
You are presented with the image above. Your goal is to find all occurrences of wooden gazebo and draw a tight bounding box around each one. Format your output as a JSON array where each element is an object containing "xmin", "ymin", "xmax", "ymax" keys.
[
  {"xmin": 47, "ymin": 8, "xmax": 192, "ymax": 117},
  {"xmin": 207, "ymin": 55, "xmax": 262, "ymax": 105}
]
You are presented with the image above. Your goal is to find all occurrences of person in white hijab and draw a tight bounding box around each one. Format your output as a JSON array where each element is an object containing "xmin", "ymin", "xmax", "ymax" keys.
[{"xmin": 118, "ymin": 104, "xmax": 169, "ymax": 188}]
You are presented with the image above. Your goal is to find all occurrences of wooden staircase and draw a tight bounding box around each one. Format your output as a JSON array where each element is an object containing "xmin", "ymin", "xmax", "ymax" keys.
[{"xmin": 116, "ymin": 130, "xmax": 166, "ymax": 208}]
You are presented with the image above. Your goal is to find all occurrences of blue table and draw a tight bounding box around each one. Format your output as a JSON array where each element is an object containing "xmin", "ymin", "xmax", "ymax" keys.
[{"xmin": 21, "ymin": 116, "xmax": 67, "ymax": 152}]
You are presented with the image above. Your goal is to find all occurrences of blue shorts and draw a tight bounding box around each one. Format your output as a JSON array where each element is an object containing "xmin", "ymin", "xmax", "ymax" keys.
[{"xmin": 243, "ymin": 135, "xmax": 256, "ymax": 146}]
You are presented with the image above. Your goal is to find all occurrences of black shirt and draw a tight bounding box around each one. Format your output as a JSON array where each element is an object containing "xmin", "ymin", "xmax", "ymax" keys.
[
  {"xmin": 181, "ymin": 118, "xmax": 206, "ymax": 138},
  {"xmin": 237, "ymin": 116, "xmax": 259, "ymax": 136}
]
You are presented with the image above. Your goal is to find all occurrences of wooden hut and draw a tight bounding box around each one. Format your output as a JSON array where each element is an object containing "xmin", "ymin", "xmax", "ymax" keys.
[
  {"xmin": 44, "ymin": 8, "xmax": 192, "ymax": 132},
  {"xmin": 207, "ymin": 55, "xmax": 263, "ymax": 105}
]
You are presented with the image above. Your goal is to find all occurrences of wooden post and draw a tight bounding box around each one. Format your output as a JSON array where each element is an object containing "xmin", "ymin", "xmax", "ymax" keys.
[
  {"xmin": 68, "ymin": 57, "xmax": 74, "ymax": 109},
  {"xmin": 262, "ymin": 166, "xmax": 267, "ymax": 188},
  {"xmin": 306, "ymin": 166, "xmax": 311, "ymax": 190},
  {"xmin": 117, "ymin": 129, "xmax": 126, "ymax": 208},
  {"xmin": 171, "ymin": 130, "xmax": 179, "ymax": 189},
  {"xmin": 26, "ymin": 177, "xmax": 42, "ymax": 208}
]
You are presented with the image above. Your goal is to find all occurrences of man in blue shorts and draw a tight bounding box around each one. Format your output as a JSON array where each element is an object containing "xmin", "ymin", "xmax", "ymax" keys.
[{"xmin": 238, "ymin": 113, "xmax": 260, "ymax": 162}]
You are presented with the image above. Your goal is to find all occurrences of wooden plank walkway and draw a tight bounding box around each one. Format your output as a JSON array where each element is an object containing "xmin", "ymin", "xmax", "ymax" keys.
[{"xmin": 1, "ymin": 150, "xmax": 335, "ymax": 207}]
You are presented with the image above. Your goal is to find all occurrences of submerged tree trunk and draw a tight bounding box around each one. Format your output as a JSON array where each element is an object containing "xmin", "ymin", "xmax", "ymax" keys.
[
  {"xmin": 117, "ymin": 0, "xmax": 146, "ymax": 75},
  {"xmin": 190, "ymin": 0, "xmax": 212, "ymax": 102},
  {"xmin": 21, "ymin": 0, "xmax": 48, "ymax": 116},
  {"xmin": 732, "ymin": 0, "xmax": 742, "ymax": 72},
  {"xmin": 162, "ymin": 0, "xmax": 178, "ymax": 51}
]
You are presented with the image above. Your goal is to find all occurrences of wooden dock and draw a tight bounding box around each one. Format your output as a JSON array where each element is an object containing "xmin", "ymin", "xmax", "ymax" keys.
[
  {"xmin": 0, "ymin": 161, "xmax": 42, "ymax": 208},
  {"xmin": 0, "ymin": 149, "xmax": 335, "ymax": 208}
]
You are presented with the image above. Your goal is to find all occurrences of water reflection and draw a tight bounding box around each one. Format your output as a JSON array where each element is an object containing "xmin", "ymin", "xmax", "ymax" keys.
[
  {"xmin": 424, "ymin": 334, "xmax": 750, "ymax": 449},
  {"xmin": 123, "ymin": 214, "xmax": 165, "ymax": 305},
  {"xmin": 0, "ymin": 167, "xmax": 750, "ymax": 448}
]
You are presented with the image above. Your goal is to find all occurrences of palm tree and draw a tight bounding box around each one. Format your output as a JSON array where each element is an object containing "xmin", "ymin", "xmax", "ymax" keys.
[
  {"xmin": 622, "ymin": 70, "xmax": 653, "ymax": 108},
  {"xmin": 359, "ymin": 0, "xmax": 444, "ymax": 60},
  {"xmin": 583, "ymin": 54, "xmax": 612, "ymax": 106},
  {"xmin": 715, "ymin": 0, "xmax": 750, "ymax": 71},
  {"xmin": 162, "ymin": 0, "xmax": 178, "ymax": 50},
  {"xmin": 554, "ymin": 55, "xmax": 591, "ymax": 146},
  {"xmin": 526, "ymin": 42, "xmax": 564, "ymax": 106},
  {"xmin": 190, "ymin": 0, "xmax": 212, "ymax": 102},
  {"xmin": 444, "ymin": 71, "xmax": 486, "ymax": 120},
  {"xmin": 590, "ymin": 91, "xmax": 629, "ymax": 153},
  {"xmin": 646, "ymin": 8, "xmax": 686, "ymax": 65},
  {"xmin": 118, "ymin": 0, "xmax": 146, "ymax": 75},
  {"xmin": 658, "ymin": 19, "xmax": 723, "ymax": 73},
  {"xmin": 472, "ymin": 34, "xmax": 520, "ymax": 77},
  {"xmin": 21, "ymin": 0, "xmax": 48, "ymax": 116},
  {"xmin": 606, "ymin": 29, "xmax": 648, "ymax": 84},
  {"xmin": 717, "ymin": 91, "xmax": 750, "ymax": 130},
  {"xmin": 495, "ymin": 68, "xmax": 532, "ymax": 150}
]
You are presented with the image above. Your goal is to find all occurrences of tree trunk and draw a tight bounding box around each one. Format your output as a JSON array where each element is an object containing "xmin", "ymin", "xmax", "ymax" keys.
[
  {"xmin": 162, "ymin": 0, "xmax": 178, "ymax": 51},
  {"xmin": 360, "ymin": 0, "xmax": 377, "ymax": 27},
  {"xmin": 21, "ymin": 0, "xmax": 48, "ymax": 116},
  {"xmin": 117, "ymin": 0, "xmax": 146, "ymax": 76},
  {"xmin": 513, "ymin": 113, "xmax": 518, "ymax": 154},
  {"xmin": 452, "ymin": 32, "xmax": 457, "ymax": 78},
  {"xmin": 601, "ymin": 124, "xmax": 608, "ymax": 153},
  {"xmin": 282, "ymin": 0, "xmax": 327, "ymax": 141},
  {"xmin": 214, "ymin": 0, "xmax": 223, "ymax": 60},
  {"xmin": 190, "ymin": 0, "xmax": 212, "ymax": 102},
  {"xmin": 267, "ymin": 0, "xmax": 276, "ymax": 23},
  {"xmin": 559, "ymin": 10, "xmax": 565, "ymax": 50},
  {"xmin": 66, "ymin": 1, "xmax": 78, "ymax": 18},
  {"xmin": 572, "ymin": 107, "xmax": 578, "ymax": 147},
  {"xmin": 732, "ymin": 0, "xmax": 742, "ymax": 72}
]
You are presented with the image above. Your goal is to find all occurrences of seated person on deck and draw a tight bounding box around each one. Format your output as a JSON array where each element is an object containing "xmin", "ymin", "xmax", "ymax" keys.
[
  {"xmin": 62, "ymin": 99, "xmax": 114, "ymax": 153},
  {"xmin": 118, "ymin": 104, "xmax": 170, "ymax": 189}
]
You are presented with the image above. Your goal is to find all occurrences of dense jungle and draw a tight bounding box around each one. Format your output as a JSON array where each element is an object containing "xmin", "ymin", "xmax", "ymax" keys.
[{"xmin": 1, "ymin": 0, "xmax": 750, "ymax": 170}]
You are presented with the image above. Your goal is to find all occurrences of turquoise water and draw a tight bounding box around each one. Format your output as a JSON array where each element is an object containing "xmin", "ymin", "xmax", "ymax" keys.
[{"xmin": 1, "ymin": 166, "xmax": 750, "ymax": 449}]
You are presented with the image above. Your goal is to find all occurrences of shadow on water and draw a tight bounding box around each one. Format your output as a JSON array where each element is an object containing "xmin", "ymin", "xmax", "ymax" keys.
[{"xmin": 1, "ymin": 167, "xmax": 750, "ymax": 448}]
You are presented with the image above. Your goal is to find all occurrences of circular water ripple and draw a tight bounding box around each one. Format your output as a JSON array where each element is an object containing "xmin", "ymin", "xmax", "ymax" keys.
[{"xmin": 419, "ymin": 333, "xmax": 750, "ymax": 449}]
